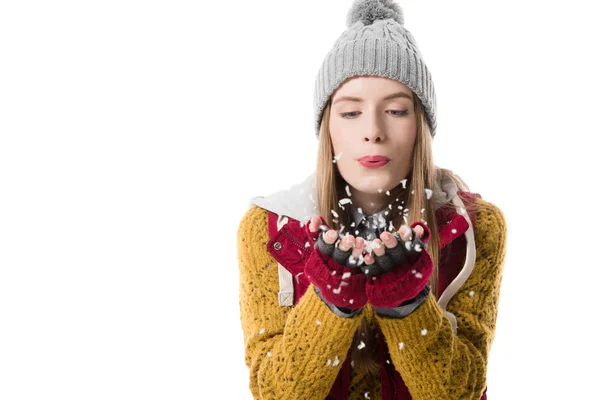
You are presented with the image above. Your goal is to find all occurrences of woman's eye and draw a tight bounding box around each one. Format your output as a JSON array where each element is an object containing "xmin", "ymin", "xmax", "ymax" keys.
[
  {"xmin": 340, "ymin": 111, "xmax": 359, "ymax": 118},
  {"xmin": 388, "ymin": 110, "xmax": 409, "ymax": 116}
]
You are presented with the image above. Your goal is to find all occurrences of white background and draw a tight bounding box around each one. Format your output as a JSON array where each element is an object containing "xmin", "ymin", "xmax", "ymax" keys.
[{"xmin": 1, "ymin": 0, "xmax": 599, "ymax": 399}]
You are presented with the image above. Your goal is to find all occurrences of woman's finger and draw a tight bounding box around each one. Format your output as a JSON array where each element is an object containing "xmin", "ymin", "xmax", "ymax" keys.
[
  {"xmin": 338, "ymin": 234, "xmax": 354, "ymax": 252},
  {"xmin": 371, "ymin": 238, "xmax": 385, "ymax": 257},
  {"xmin": 308, "ymin": 216, "xmax": 320, "ymax": 233},
  {"xmin": 380, "ymin": 231, "xmax": 398, "ymax": 249},
  {"xmin": 413, "ymin": 225, "xmax": 424, "ymax": 239},
  {"xmin": 323, "ymin": 229, "xmax": 338, "ymax": 245}
]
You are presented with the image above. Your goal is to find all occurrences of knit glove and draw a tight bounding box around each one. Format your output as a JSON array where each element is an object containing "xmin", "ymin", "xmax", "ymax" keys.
[
  {"xmin": 365, "ymin": 221, "xmax": 434, "ymax": 308},
  {"xmin": 303, "ymin": 217, "xmax": 367, "ymax": 310}
]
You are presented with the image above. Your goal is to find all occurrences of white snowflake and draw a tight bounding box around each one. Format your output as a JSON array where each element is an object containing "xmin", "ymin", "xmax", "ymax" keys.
[
  {"xmin": 452, "ymin": 228, "xmax": 457, "ymax": 234},
  {"xmin": 425, "ymin": 188, "xmax": 433, "ymax": 199},
  {"xmin": 377, "ymin": 188, "xmax": 383, "ymax": 193},
  {"xmin": 327, "ymin": 359, "xmax": 331, "ymax": 366},
  {"xmin": 345, "ymin": 185, "xmax": 352, "ymax": 197},
  {"xmin": 415, "ymin": 272, "xmax": 423, "ymax": 279},
  {"xmin": 386, "ymin": 190, "xmax": 391, "ymax": 196},
  {"xmin": 358, "ymin": 341, "xmax": 366, "ymax": 350},
  {"xmin": 259, "ymin": 328, "xmax": 265, "ymax": 335},
  {"xmin": 421, "ymin": 328, "xmax": 428, "ymax": 336},
  {"xmin": 267, "ymin": 352, "xmax": 272, "ymax": 357},
  {"xmin": 364, "ymin": 392, "xmax": 371, "ymax": 399},
  {"xmin": 342, "ymin": 272, "xmax": 351, "ymax": 279},
  {"xmin": 316, "ymin": 320, "xmax": 322, "ymax": 326},
  {"xmin": 332, "ymin": 355, "xmax": 340, "ymax": 366},
  {"xmin": 331, "ymin": 209, "xmax": 339, "ymax": 218},
  {"xmin": 469, "ymin": 290, "xmax": 475, "ymax": 297},
  {"xmin": 349, "ymin": 299, "xmax": 354, "ymax": 305},
  {"xmin": 398, "ymin": 342, "xmax": 404, "ymax": 350}
]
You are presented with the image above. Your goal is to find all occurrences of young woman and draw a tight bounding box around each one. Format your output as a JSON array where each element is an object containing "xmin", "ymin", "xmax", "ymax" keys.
[{"xmin": 237, "ymin": 1, "xmax": 507, "ymax": 399}]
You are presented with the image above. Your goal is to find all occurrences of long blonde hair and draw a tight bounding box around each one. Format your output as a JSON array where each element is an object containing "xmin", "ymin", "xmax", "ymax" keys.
[{"xmin": 315, "ymin": 84, "xmax": 471, "ymax": 376}]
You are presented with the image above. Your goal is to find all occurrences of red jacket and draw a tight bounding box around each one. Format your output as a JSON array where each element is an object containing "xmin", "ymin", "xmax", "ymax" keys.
[{"xmin": 263, "ymin": 189, "xmax": 487, "ymax": 400}]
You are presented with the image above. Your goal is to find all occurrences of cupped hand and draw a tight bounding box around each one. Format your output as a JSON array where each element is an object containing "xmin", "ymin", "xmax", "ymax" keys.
[{"xmin": 308, "ymin": 216, "xmax": 366, "ymax": 268}]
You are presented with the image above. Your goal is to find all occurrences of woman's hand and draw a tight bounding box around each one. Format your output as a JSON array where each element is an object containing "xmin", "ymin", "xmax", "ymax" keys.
[
  {"xmin": 308, "ymin": 216, "xmax": 366, "ymax": 267},
  {"xmin": 304, "ymin": 216, "xmax": 367, "ymax": 310},
  {"xmin": 362, "ymin": 224, "xmax": 427, "ymax": 277},
  {"xmin": 364, "ymin": 222, "xmax": 434, "ymax": 308}
]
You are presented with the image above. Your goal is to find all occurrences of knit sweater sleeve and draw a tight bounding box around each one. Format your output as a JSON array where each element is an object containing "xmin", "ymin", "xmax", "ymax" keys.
[
  {"xmin": 373, "ymin": 199, "xmax": 508, "ymax": 400},
  {"xmin": 237, "ymin": 205, "xmax": 363, "ymax": 399}
]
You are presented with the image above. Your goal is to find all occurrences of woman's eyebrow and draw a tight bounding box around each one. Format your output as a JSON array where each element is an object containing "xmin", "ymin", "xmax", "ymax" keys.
[{"xmin": 333, "ymin": 91, "xmax": 412, "ymax": 105}]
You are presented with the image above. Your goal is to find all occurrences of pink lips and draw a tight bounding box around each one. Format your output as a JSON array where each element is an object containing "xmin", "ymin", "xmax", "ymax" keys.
[{"xmin": 358, "ymin": 155, "xmax": 390, "ymax": 168}]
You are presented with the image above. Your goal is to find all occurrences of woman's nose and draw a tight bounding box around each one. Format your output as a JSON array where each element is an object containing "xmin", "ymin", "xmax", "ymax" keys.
[{"xmin": 363, "ymin": 133, "xmax": 384, "ymax": 142}]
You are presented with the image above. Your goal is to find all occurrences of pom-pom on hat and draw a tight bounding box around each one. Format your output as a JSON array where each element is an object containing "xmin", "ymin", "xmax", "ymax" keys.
[{"xmin": 313, "ymin": 0, "xmax": 437, "ymax": 138}]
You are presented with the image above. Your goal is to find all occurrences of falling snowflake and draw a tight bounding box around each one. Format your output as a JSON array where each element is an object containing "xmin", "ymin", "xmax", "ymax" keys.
[
  {"xmin": 400, "ymin": 179, "xmax": 407, "ymax": 189},
  {"xmin": 327, "ymin": 359, "xmax": 331, "ymax": 366},
  {"xmin": 349, "ymin": 299, "xmax": 354, "ymax": 305},
  {"xmin": 332, "ymin": 355, "xmax": 340, "ymax": 366},
  {"xmin": 331, "ymin": 209, "xmax": 339, "ymax": 218},
  {"xmin": 316, "ymin": 319, "xmax": 322, "ymax": 325},
  {"xmin": 415, "ymin": 272, "xmax": 423, "ymax": 279},
  {"xmin": 421, "ymin": 328, "xmax": 428, "ymax": 336},
  {"xmin": 333, "ymin": 287, "xmax": 342, "ymax": 294},
  {"xmin": 469, "ymin": 291, "xmax": 475, "ymax": 297},
  {"xmin": 345, "ymin": 185, "xmax": 352, "ymax": 197},
  {"xmin": 357, "ymin": 207, "xmax": 363, "ymax": 214},
  {"xmin": 333, "ymin": 152, "xmax": 343, "ymax": 163},
  {"xmin": 425, "ymin": 188, "xmax": 433, "ymax": 199},
  {"xmin": 386, "ymin": 190, "xmax": 390, "ymax": 196},
  {"xmin": 339, "ymin": 198, "xmax": 352, "ymax": 207},
  {"xmin": 414, "ymin": 244, "xmax": 422, "ymax": 252},
  {"xmin": 267, "ymin": 352, "xmax": 272, "ymax": 357},
  {"xmin": 358, "ymin": 341, "xmax": 366, "ymax": 350},
  {"xmin": 377, "ymin": 188, "xmax": 383, "ymax": 193},
  {"xmin": 342, "ymin": 272, "xmax": 351, "ymax": 279},
  {"xmin": 398, "ymin": 342, "xmax": 404, "ymax": 350},
  {"xmin": 421, "ymin": 208, "xmax": 425, "ymax": 213},
  {"xmin": 452, "ymin": 228, "xmax": 457, "ymax": 234},
  {"xmin": 364, "ymin": 392, "xmax": 371, "ymax": 399},
  {"xmin": 259, "ymin": 328, "xmax": 265, "ymax": 335}
]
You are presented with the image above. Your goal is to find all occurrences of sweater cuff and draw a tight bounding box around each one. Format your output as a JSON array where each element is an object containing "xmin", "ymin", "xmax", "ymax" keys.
[
  {"xmin": 314, "ymin": 286, "xmax": 363, "ymax": 318},
  {"xmin": 372, "ymin": 284, "xmax": 431, "ymax": 318}
]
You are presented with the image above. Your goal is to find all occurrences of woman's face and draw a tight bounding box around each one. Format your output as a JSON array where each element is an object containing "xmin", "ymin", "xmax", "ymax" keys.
[{"xmin": 329, "ymin": 75, "xmax": 417, "ymax": 210}]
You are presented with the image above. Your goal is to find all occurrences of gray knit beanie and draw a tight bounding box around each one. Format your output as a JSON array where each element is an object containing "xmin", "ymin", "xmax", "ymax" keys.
[{"xmin": 313, "ymin": 0, "xmax": 437, "ymax": 138}]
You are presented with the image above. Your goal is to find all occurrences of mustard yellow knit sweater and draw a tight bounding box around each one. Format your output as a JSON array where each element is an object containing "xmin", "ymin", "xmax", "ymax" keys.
[{"xmin": 237, "ymin": 198, "xmax": 507, "ymax": 400}]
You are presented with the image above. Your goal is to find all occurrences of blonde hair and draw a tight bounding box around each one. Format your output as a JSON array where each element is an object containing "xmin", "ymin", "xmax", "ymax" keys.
[{"xmin": 315, "ymin": 83, "xmax": 471, "ymax": 376}]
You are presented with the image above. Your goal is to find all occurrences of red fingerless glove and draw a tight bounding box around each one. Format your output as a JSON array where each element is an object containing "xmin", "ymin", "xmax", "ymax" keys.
[
  {"xmin": 365, "ymin": 221, "xmax": 433, "ymax": 308},
  {"xmin": 303, "ymin": 218, "xmax": 367, "ymax": 310}
]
